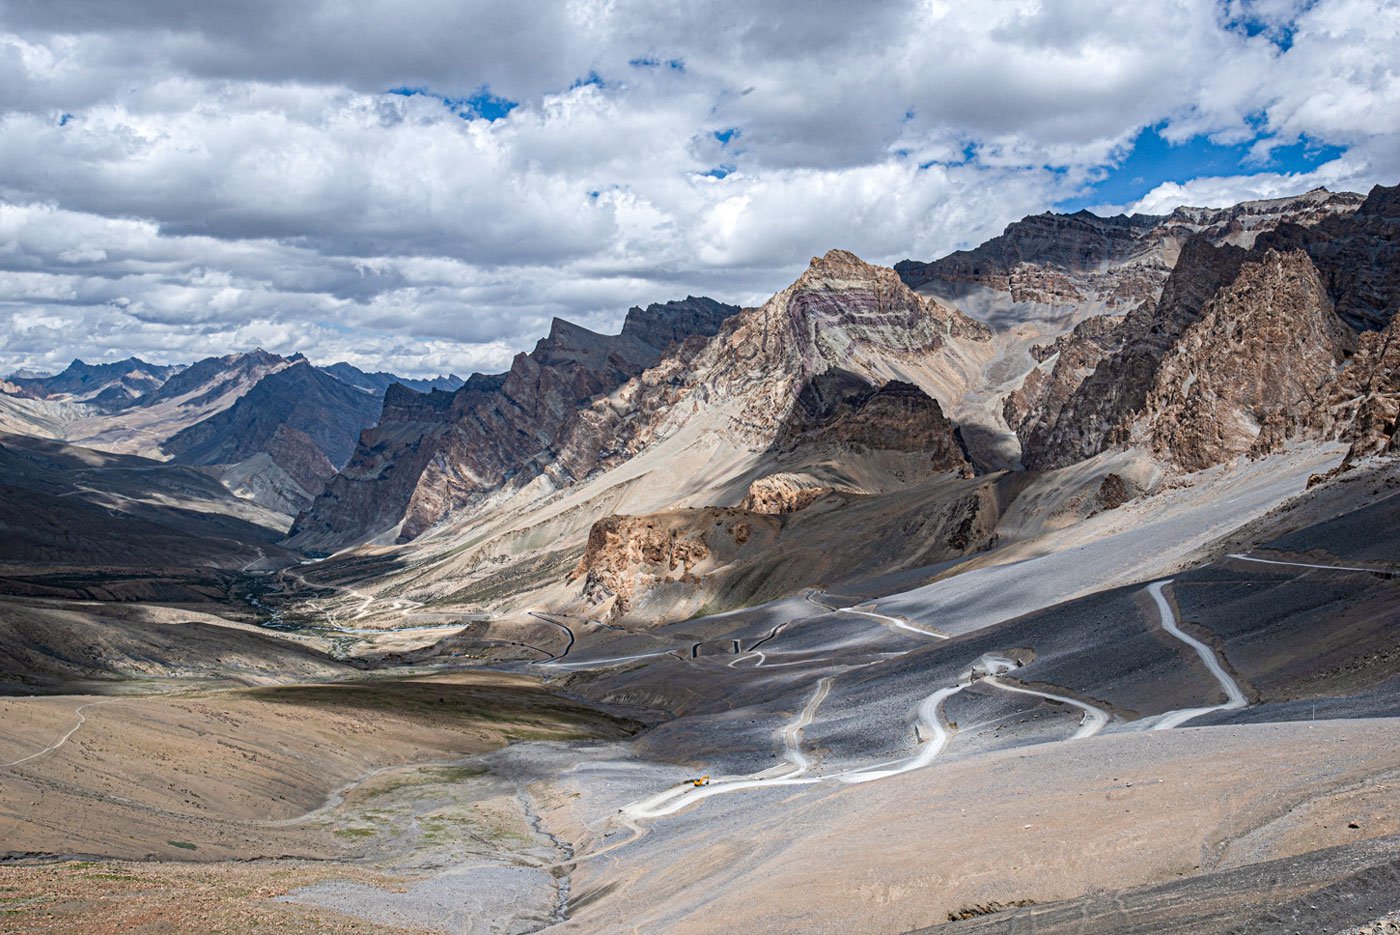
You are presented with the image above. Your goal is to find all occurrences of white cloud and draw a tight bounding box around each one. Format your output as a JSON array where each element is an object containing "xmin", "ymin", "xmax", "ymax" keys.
[{"xmin": 0, "ymin": 0, "xmax": 1395, "ymax": 377}]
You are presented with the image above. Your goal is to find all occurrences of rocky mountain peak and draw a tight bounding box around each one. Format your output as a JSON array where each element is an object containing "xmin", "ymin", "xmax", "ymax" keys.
[
  {"xmin": 620, "ymin": 296, "xmax": 739, "ymax": 350},
  {"xmin": 1141, "ymin": 247, "xmax": 1350, "ymax": 470},
  {"xmin": 1016, "ymin": 235, "xmax": 1251, "ymax": 470},
  {"xmin": 801, "ymin": 247, "xmax": 877, "ymax": 278},
  {"xmin": 896, "ymin": 187, "xmax": 1365, "ymax": 323},
  {"xmin": 1012, "ymin": 184, "xmax": 1398, "ymax": 475}
]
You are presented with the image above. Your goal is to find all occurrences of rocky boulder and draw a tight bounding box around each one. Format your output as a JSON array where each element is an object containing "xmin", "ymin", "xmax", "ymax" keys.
[{"xmin": 571, "ymin": 508, "xmax": 781, "ymax": 621}]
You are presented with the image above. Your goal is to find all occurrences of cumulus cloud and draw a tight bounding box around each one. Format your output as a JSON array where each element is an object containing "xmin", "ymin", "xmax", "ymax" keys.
[{"xmin": 0, "ymin": 0, "xmax": 1396, "ymax": 376}]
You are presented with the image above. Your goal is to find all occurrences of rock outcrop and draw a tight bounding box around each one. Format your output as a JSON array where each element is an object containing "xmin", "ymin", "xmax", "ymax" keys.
[
  {"xmin": 1327, "ymin": 316, "xmax": 1400, "ymax": 464},
  {"xmin": 1004, "ymin": 314, "xmax": 1127, "ymax": 459},
  {"xmin": 1140, "ymin": 249, "xmax": 1351, "ymax": 470},
  {"xmin": 1018, "ymin": 237, "xmax": 1250, "ymax": 469},
  {"xmin": 1013, "ymin": 184, "xmax": 1400, "ymax": 476},
  {"xmin": 570, "ymin": 508, "xmax": 781, "ymax": 619},
  {"xmin": 570, "ymin": 469, "xmax": 1015, "ymax": 624},
  {"xmin": 740, "ymin": 474, "xmax": 859, "ymax": 515},
  {"xmin": 773, "ymin": 372, "xmax": 970, "ymax": 472}
]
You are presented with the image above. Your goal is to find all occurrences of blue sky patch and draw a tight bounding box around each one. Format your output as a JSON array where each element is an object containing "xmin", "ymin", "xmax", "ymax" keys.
[
  {"xmin": 1056, "ymin": 124, "xmax": 1345, "ymax": 212},
  {"xmin": 387, "ymin": 86, "xmax": 518, "ymax": 122},
  {"xmin": 701, "ymin": 164, "xmax": 736, "ymax": 179},
  {"xmin": 1222, "ymin": 1, "xmax": 1315, "ymax": 53},
  {"xmin": 917, "ymin": 142, "xmax": 977, "ymax": 172},
  {"xmin": 629, "ymin": 56, "xmax": 685, "ymax": 72},
  {"xmin": 713, "ymin": 127, "xmax": 739, "ymax": 145}
]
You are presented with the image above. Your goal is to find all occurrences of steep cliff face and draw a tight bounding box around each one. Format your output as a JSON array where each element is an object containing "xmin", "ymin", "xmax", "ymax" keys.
[
  {"xmin": 1327, "ymin": 316, "xmax": 1400, "ymax": 464},
  {"xmin": 1256, "ymin": 183, "xmax": 1400, "ymax": 332},
  {"xmin": 1012, "ymin": 185, "xmax": 1400, "ymax": 476},
  {"xmin": 737, "ymin": 375, "xmax": 972, "ymax": 514},
  {"xmin": 1140, "ymin": 250, "xmax": 1350, "ymax": 471},
  {"xmin": 772, "ymin": 373, "xmax": 968, "ymax": 467},
  {"xmin": 1019, "ymin": 237, "xmax": 1250, "ymax": 469},
  {"xmin": 896, "ymin": 210, "xmax": 1164, "ymax": 296},
  {"xmin": 291, "ymin": 383, "xmax": 465, "ymax": 544},
  {"xmin": 287, "ymin": 296, "xmax": 741, "ymax": 548},
  {"xmin": 1003, "ymin": 314, "xmax": 1126, "ymax": 456}
]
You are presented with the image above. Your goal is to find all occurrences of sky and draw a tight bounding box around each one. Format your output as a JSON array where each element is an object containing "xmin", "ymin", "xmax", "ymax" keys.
[{"xmin": 0, "ymin": 0, "xmax": 1396, "ymax": 378}]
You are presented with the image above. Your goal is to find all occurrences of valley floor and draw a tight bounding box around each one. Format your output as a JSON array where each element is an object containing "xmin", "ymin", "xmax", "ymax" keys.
[{"xmin": 2, "ymin": 452, "xmax": 1399, "ymax": 934}]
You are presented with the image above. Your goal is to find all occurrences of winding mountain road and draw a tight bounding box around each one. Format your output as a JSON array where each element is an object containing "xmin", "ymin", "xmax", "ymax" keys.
[
  {"xmin": 1147, "ymin": 579, "xmax": 1249, "ymax": 730},
  {"xmin": 837, "ymin": 604, "xmax": 950, "ymax": 639},
  {"xmin": 727, "ymin": 621, "xmax": 788, "ymax": 668},
  {"xmin": 621, "ymin": 677, "xmax": 834, "ymax": 819},
  {"xmin": 527, "ymin": 612, "xmax": 576, "ymax": 660},
  {"xmin": 980, "ymin": 666, "xmax": 1110, "ymax": 739},
  {"xmin": 1227, "ymin": 552, "xmax": 1393, "ymax": 575},
  {"xmin": 836, "ymin": 680, "xmax": 974, "ymax": 784}
]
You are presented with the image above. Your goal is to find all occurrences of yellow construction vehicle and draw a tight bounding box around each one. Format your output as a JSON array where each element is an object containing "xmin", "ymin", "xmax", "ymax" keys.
[{"xmin": 689, "ymin": 775, "xmax": 710, "ymax": 787}]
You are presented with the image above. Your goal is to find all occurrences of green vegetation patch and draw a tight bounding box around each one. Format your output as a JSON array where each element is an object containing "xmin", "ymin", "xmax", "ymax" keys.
[{"xmin": 245, "ymin": 678, "xmax": 641, "ymax": 741}]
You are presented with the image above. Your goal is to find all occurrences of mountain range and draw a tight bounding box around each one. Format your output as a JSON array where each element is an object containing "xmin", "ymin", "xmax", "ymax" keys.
[
  {"xmin": 1, "ymin": 350, "xmax": 464, "ymax": 512},
  {"xmin": 3, "ymin": 183, "xmax": 1399, "ymax": 935},
  {"xmin": 251, "ymin": 184, "xmax": 1393, "ymax": 631}
]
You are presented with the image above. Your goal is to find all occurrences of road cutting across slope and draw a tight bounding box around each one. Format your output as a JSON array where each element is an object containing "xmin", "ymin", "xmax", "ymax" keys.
[
  {"xmin": 527, "ymin": 612, "xmax": 576, "ymax": 661},
  {"xmin": 979, "ymin": 660, "xmax": 1111, "ymax": 740},
  {"xmin": 837, "ymin": 604, "xmax": 950, "ymax": 639},
  {"xmin": 621, "ymin": 677, "xmax": 835, "ymax": 819},
  {"xmin": 807, "ymin": 590, "xmax": 949, "ymax": 639},
  {"xmin": 2, "ymin": 700, "xmax": 117, "ymax": 770},
  {"xmin": 540, "ymin": 650, "xmax": 676, "ymax": 670},
  {"xmin": 1227, "ymin": 552, "xmax": 1394, "ymax": 575},
  {"xmin": 1147, "ymin": 579, "xmax": 1249, "ymax": 730},
  {"xmin": 726, "ymin": 621, "xmax": 789, "ymax": 668}
]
